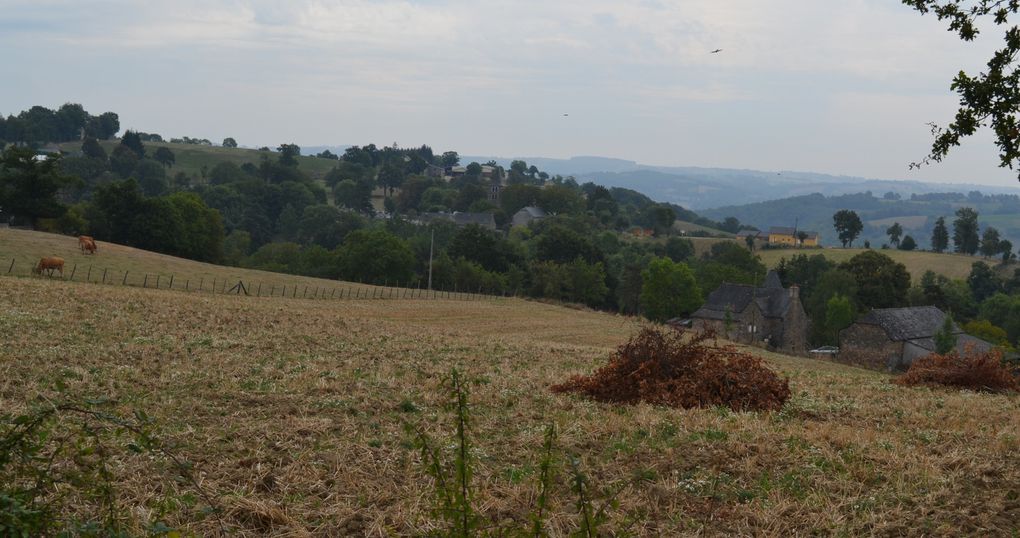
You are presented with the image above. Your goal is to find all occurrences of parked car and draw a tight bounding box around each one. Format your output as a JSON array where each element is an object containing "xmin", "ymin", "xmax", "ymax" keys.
[{"xmin": 809, "ymin": 345, "xmax": 839, "ymax": 356}]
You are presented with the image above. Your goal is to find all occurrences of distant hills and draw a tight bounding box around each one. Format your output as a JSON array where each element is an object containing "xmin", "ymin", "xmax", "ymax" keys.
[{"xmin": 465, "ymin": 155, "xmax": 1020, "ymax": 210}]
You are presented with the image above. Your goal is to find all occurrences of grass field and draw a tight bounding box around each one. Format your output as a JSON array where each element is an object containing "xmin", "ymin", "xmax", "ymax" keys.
[
  {"xmin": 57, "ymin": 140, "xmax": 339, "ymax": 182},
  {"xmin": 2, "ymin": 243, "xmax": 1019, "ymax": 535},
  {"xmin": 757, "ymin": 246, "xmax": 1006, "ymax": 281},
  {"xmin": 0, "ymin": 228, "xmax": 420, "ymax": 298}
]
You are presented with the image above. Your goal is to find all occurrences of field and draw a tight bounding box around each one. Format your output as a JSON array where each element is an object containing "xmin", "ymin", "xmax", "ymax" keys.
[
  {"xmin": 0, "ymin": 228, "xmax": 405, "ymax": 298},
  {"xmin": 757, "ymin": 246, "xmax": 1001, "ymax": 281},
  {"xmin": 2, "ymin": 246, "xmax": 1019, "ymax": 535},
  {"xmin": 57, "ymin": 140, "xmax": 339, "ymax": 182}
]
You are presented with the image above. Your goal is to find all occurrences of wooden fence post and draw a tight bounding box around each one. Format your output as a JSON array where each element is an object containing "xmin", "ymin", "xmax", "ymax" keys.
[
  {"xmin": 102, "ymin": 268, "xmax": 108, "ymax": 284},
  {"xmin": 123, "ymin": 271, "xmax": 130, "ymax": 285},
  {"xmin": 143, "ymin": 274, "xmax": 148, "ymax": 288},
  {"xmin": 68, "ymin": 264, "xmax": 77, "ymax": 281},
  {"xmin": 199, "ymin": 277, "xmax": 204, "ymax": 291},
  {"xmin": 86, "ymin": 265, "xmax": 92, "ymax": 282},
  {"xmin": 257, "ymin": 282, "xmax": 262, "ymax": 297},
  {"xmin": 155, "ymin": 275, "xmax": 161, "ymax": 288},
  {"xmin": 169, "ymin": 274, "xmax": 174, "ymax": 289},
  {"xmin": 7, "ymin": 258, "xmax": 14, "ymax": 274},
  {"xmin": 186, "ymin": 279, "xmax": 190, "ymax": 291}
]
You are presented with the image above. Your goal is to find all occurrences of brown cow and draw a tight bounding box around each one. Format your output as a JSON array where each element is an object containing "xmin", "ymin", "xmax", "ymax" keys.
[
  {"xmin": 32, "ymin": 257, "xmax": 65, "ymax": 277},
  {"xmin": 78, "ymin": 235, "xmax": 97, "ymax": 255}
]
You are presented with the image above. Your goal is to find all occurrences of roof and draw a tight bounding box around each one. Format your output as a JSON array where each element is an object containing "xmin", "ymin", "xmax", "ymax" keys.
[
  {"xmin": 856, "ymin": 306, "xmax": 960, "ymax": 341},
  {"xmin": 452, "ymin": 212, "xmax": 496, "ymax": 228},
  {"xmin": 905, "ymin": 334, "xmax": 992, "ymax": 354},
  {"xmin": 515, "ymin": 206, "xmax": 547, "ymax": 219},
  {"xmin": 769, "ymin": 226, "xmax": 797, "ymax": 236},
  {"xmin": 691, "ymin": 270, "xmax": 792, "ymax": 320}
]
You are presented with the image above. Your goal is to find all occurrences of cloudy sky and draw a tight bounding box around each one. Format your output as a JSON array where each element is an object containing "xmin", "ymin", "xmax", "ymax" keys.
[{"xmin": 3, "ymin": 0, "xmax": 1018, "ymax": 186}]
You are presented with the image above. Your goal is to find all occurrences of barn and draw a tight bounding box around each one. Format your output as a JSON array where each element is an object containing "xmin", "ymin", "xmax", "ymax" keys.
[{"xmin": 838, "ymin": 306, "xmax": 993, "ymax": 371}]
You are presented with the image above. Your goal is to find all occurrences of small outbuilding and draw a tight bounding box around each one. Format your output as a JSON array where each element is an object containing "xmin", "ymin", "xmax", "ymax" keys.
[{"xmin": 838, "ymin": 306, "xmax": 993, "ymax": 371}]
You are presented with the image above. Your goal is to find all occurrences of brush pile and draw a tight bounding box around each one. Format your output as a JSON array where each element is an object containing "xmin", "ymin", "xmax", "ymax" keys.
[
  {"xmin": 551, "ymin": 327, "xmax": 790, "ymax": 411},
  {"xmin": 894, "ymin": 349, "xmax": 1018, "ymax": 393}
]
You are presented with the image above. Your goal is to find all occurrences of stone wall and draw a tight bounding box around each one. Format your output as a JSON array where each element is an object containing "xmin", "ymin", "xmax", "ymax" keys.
[{"xmin": 839, "ymin": 323, "xmax": 903, "ymax": 371}]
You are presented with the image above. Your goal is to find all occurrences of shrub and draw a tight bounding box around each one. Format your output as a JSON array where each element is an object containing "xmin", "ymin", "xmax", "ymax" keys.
[
  {"xmin": 894, "ymin": 349, "xmax": 1019, "ymax": 393},
  {"xmin": 551, "ymin": 327, "xmax": 790, "ymax": 411}
]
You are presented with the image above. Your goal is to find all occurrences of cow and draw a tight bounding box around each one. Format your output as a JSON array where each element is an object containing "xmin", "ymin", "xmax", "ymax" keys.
[
  {"xmin": 78, "ymin": 235, "xmax": 97, "ymax": 255},
  {"xmin": 32, "ymin": 257, "xmax": 64, "ymax": 277}
]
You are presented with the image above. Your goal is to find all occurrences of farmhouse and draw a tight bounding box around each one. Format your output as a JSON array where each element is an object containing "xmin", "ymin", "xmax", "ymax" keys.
[
  {"xmin": 768, "ymin": 226, "xmax": 820, "ymax": 247},
  {"xmin": 511, "ymin": 206, "xmax": 547, "ymax": 227},
  {"xmin": 691, "ymin": 270, "xmax": 809, "ymax": 354},
  {"xmin": 839, "ymin": 306, "xmax": 993, "ymax": 371},
  {"xmin": 413, "ymin": 211, "xmax": 497, "ymax": 230}
]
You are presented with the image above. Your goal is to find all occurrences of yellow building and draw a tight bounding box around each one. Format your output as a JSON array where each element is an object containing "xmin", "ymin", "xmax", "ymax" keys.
[{"xmin": 768, "ymin": 226, "xmax": 819, "ymax": 247}]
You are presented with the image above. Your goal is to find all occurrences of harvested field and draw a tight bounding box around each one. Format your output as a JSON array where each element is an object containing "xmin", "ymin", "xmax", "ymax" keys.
[{"xmin": 2, "ymin": 277, "xmax": 1019, "ymax": 536}]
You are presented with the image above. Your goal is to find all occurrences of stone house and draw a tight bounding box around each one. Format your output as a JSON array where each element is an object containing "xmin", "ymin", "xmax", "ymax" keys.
[
  {"xmin": 838, "ymin": 306, "xmax": 993, "ymax": 371},
  {"xmin": 511, "ymin": 206, "xmax": 547, "ymax": 227},
  {"xmin": 691, "ymin": 270, "xmax": 809, "ymax": 355}
]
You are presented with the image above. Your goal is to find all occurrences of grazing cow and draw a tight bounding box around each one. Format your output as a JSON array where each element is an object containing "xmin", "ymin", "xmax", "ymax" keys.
[
  {"xmin": 78, "ymin": 235, "xmax": 97, "ymax": 254},
  {"xmin": 32, "ymin": 257, "xmax": 65, "ymax": 277}
]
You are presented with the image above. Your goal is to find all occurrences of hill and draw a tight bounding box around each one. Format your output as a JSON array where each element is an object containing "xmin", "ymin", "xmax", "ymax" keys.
[
  {"xmin": 701, "ymin": 191, "xmax": 1020, "ymax": 248},
  {"xmin": 0, "ymin": 228, "xmax": 404, "ymax": 297},
  {"xmin": 57, "ymin": 139, "xmax": 339, "ymax": 182},
  {"xmin": 466, "ymin": 155, "xmax": 1020, "ymax": 209},
  {"xmin": 3, "ymin": 263, "xmax": 1018, "ymax": 534},
  {"xmin": 756, "ymin": 246, "xmax": 1001, "ymax": 281}
]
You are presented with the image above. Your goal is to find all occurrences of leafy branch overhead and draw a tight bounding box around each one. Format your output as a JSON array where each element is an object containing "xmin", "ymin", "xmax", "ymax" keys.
[{"xmin": 904, "ymin": 0, "xmax": 1020, "ymax": 179}]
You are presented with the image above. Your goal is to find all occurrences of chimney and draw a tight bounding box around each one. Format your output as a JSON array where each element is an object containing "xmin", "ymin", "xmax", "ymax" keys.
[{"xmin": 789, "ymin": 284, "xmax": 799, "ymax": 299}]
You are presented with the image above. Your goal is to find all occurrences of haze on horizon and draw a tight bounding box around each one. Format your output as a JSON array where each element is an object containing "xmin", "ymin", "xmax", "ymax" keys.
[{"xmin": 3, "ymin": 0, "xmax": 1019, "ymax": 188}]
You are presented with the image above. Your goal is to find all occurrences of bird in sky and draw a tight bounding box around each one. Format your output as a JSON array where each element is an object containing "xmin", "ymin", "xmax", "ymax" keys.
[
  {"xmin": 563, "ymin": 113, "xmax": 569, "ymax": 116},
  {"xmin": 710, "ymin": 49, "xmax": 723, "ymax": 54}
]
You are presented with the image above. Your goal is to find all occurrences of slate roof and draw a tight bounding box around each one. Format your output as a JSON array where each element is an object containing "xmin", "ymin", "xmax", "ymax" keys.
[
  {"xmin": 906, "ymin": 334, "xmax": 992, "ymax": 354},
  {"xmin": 769, "ymin": 226, "xmax": 797, "ymax": 236},
  {"xmin": 691, "ymin": 270, "xmax": 792, "ymax": 321},
  {"xmin": 856, "ymin": 306, "xmax": 960, "ymax": 341},
  {"xmin": 452, "ymin": 212, "xmax": 496, "ymax": 228},
  {"xmin": 515, "ymin": 206, "xmax": 547, "ymax": 219}
]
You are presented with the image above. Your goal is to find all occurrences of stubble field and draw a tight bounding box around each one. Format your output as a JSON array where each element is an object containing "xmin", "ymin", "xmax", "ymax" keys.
[{"xmin": 1, "ymin": 277, "xmax": 1019, "ymax": 536}]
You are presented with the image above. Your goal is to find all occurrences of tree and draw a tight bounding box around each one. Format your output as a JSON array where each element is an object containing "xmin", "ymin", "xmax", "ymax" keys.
[
  {"xmin": 745, "ymin": 234, "xmax": 756, "ymax": 251},
  {"xmin": 642, "ymin": 204, "xmax": 676, "ymax": 235},
  {"xmin": 615, "ymin": 264, "xmax": 644, "ymax": 315},
  {"xmin": 903, "ymin": 1, "xmax": 1020, "ymax": 181},
  {"xmin": 120, "ymin": 130, "xmax": 145, "ymax": 157},
  {"xmin": 81, "ymin": 137, "xmax": 107, "ymax": 161},
  {"xmin": 824, "ymin": 294, "xmax": 855, "ymax": 345},
  {"xmin": 839, "ymin": 251, "xmax": 911, "ymax": 309},
  {"xmin": 135, "ymin": 160, "xmax": 168, "ymax": 196},
  {"xmin": 931, "ymin": 216, "xmax": 950, "ymax": 253},
  {"xmin": 534, "ymin": 225, "xmax": 600, "ymax": 264},
  {"xmin": 639, "ymin": 258, "xmax": 702, "ymax": 322},
  {"xmin": 152, "ymin": 146, "xmax": 175, "ymax": 168},
  {"xmin": 1000, "ymin": 239, "xmax": 1015, "ymax": 264},
  {"xmin": 449, "ymin": 224, "xmax": 520, "ymax": 273},
  {"xmin": 222, "ymin": 137, "xmax": 238, "ymax": 148},
  {"xmin": 277, "ymin": 144, "xmax": 301, "ymax": 167},
  {"xmin": 934, "ymin": 313, "xmax": 958, "ymax": 355},
  {"xmin": 338, "ymin": 228, "xmax": 415, "ymax": 285},
  {"xmin": 953, "ymin": 207, "xmax": 980, "ymax": 254},
  {"xmin": 439, "ymin": 151, "xmax": 459, "ymax": 167},
  {"xmin": 333, "ymin": 179, "xmax": 373, "ymax": 212},
  {"xmin": 899, "ymin": 235, "xmax": 918, "ymax": 251},
  {"xmin": 664, "ymin": 237, "xmax": 695, "ymax": 262},
  {"xmin": 109, "ymin": 145, "xmax": 139, "ymax": 178},
  {"xmin": 796, "ymin": 230, "xmax": 809, "ymax": 246},
  {"xmin": 0, "ymin": 146, "xmax": 76, "ymax": 227},
  {"xmin": 980, "ymin": 226, "xmax": 1001, "ymax": 258},
  {"xmin": 967, "ymin": 261, "xmax": 1002, "ymax": 302},
  {"xmin": 832, "ymin": 209, "xmax": 863, "ymax": 247},
  {"xmin": 886, "ymin": 222, "xmax": 903, "ymax": 248}
]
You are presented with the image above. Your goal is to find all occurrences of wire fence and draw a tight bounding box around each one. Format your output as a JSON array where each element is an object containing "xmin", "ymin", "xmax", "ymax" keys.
[{"xmin": 3, "ymin": 257, "xmax": 510, "ymax": 302}]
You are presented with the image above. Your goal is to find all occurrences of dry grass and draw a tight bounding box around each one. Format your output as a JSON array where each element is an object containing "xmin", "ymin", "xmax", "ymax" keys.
[
  {"xmin": 0, "ymin": 228, "xmax": 415, "ymax": 298},
  {"xmin": 2, "ymin": 276, "xmax": 1019, "ymax": 536},
  {"xmin": 757, "ymin": 247, "xmax": 1004, "ymax": 281}
]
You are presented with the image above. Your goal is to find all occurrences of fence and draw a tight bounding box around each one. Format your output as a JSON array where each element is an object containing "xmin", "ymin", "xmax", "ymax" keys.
[{"xmin": 3, "ymin": 257, "xmax": 510, "ymax": 303}]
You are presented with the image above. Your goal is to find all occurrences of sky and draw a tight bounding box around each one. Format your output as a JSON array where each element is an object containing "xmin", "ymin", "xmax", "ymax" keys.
[{"xmin": 3, "ymin": 0, "xmax": 1020, "ymax": 187}]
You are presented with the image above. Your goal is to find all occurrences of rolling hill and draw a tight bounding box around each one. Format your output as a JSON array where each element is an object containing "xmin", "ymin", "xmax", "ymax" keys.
[
  {"xmin": 2, "ymin": 240, "xmax": 1018, "ymax": 534},
  {"xmin": 756, "ymin": 246, "xmax": 1004, "ymax": 281}
]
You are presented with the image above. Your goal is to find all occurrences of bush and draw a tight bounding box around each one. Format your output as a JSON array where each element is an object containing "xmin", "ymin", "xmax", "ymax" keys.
[
  {"xmin": 894, "ymin": 349, "xmax": 1019, "ymax": 393},
  {"xmin": 551, "ymin": 327, "xmax": 790, "ymax": 411}
]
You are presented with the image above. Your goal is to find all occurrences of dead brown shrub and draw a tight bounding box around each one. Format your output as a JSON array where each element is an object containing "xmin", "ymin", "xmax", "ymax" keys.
[
  {"xmin": 894, "ymin": 349, "xmax": 1019, "ymax": 393},
  {"xmin": 550, "ymin": 327, "xmax": 791, "ymax": 411}
]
